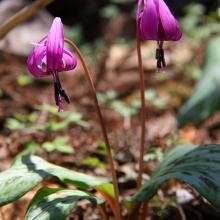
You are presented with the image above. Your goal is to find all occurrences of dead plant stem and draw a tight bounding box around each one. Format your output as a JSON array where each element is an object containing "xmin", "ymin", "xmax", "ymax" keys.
[
  {"xmin": 0, "ymin": 0, "xmax": 54, "ymax": 40},
  {"xmin": 65, "ymin": 38, "xmax": 121, "ymax": 220}
]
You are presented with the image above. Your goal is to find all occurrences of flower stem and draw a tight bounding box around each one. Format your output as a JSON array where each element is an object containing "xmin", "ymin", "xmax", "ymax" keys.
[
  {"xmin": 141, "ymin": 202, "xmax": 149, "ymax": 220},
  {"xmin": 126, "ymin": 34, "xmax": 147, "ymax": 220},
  {"xmin": 136, "ymin": 34, "xmax": 146, "ymax": 190},
  {"xmin": 65, "ymin": 38, "xmax": 121, "ymax": 220},
  {"xmin": 136, "ymin": 33, "xmax": 148, "ymax": 219}
]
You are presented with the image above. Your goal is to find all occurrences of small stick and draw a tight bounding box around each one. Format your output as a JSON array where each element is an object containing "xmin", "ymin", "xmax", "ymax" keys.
[
  {"xmin": 65, "ymin": 38, "xmax": 121, "ymax": 220},
  {"xmin": 0, "ymin": 0, "xmax": 54, "ymax": 40}
]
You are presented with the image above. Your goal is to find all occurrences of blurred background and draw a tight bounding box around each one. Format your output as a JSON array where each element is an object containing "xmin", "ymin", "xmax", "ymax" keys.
[{"xmin": 1, "ymin": 0, "xmax": 220, "ymax": 219}]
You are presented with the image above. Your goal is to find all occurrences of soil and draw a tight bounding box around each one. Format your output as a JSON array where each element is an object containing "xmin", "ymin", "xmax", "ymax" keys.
[{"xmin": 1, "ymin": 36, "xmax": 220, "ymax": 220}]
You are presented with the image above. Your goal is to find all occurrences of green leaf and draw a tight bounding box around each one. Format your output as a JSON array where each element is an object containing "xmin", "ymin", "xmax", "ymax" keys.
[
  {"xmin": 42, "ymin": 142, "xmax": 56, "ymax": 152},
  {"xmin": 96, "ymin": 183, "xmax": 114, "ymax": 199},
  {"xmin": 66, "ymin": 112, "xmax": 82, "ymax": 121},
  {"xmin": 46, "ymin": 121, "xmax": 70, "ymax": 131},
  {"xmin": 53, "ymin": 136, "xmax": 69, "ymax": 145},
  {"xmin": 109, "ymin": 100, "xmax": 138, "ymax": 116},
  {"xmin": 42, "ymin": 137, "xmax": 74, "ymax": 153},
  {"xmin": 5, "ymin": 118, "xmax": 25, "ymax": 130},
  {"xmin": 34, "ymin": 104, "xmax": 58, "ymax": 115},
  {"xmin": 0, "ymin": 155, "xmax": 106, "ymax": 206},
  {"xmin": 17, "ymin": 75, "xmax": 33, "ymax": 86},
  {"xmin": 129, "ymin": 143, "xmax": 220, "ymax": 210},
  {"xmin": 178, "ymin": 37, "xmax": 220, "ymax": 127},
  {"xmin": 145, "ymin": 90, "xmax": 156, "ymax": 101},
  {"xmin": 82, "ymin": 157, "xmax": 105, "ymax": 168},
  {"xmin": 25, "ymin": 187, "xmax": 104, "ymax": 220},
  {"xmin": 55, "ymin": 145, "xmax": 74, "ymax": 154},
  {"xmin": 16, "ymin": 141, "xmax": 40, "ymax": 158},
  {"xmin": 27, "ymin": 113, "xmax": 38, "ymax": 122}
]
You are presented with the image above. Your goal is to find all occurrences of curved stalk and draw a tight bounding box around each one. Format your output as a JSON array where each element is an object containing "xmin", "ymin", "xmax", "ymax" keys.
[
  {"xmin": 129, "ymin": 33, "xmax": 147, "ymax": 219},
  {"xmin": 136, "ymin": 34, "xmax": 146, "ymax": 190},
  {"xmin": 64, "ymin": 38, "xmax": 121, "ymax": 220}
]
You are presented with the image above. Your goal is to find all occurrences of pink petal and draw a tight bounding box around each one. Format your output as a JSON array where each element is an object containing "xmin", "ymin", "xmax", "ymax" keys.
[
  {"xmin": 27, "ymin": 47, "xmax": 46, "ymax": 77},
  {"xmin": 155, "ymin": 0, "xmax": 182, "ymax": 41},
  {"xmin": 46, "ymin": 17, "xmax": 64, "ymax": 71},
  {"xmin": 62, "ymin": 48, "xmax": 77, "ymax": 71},
  {"xmin": 137, "ymin": 0, "xmax": 159, "ymax": 40}
]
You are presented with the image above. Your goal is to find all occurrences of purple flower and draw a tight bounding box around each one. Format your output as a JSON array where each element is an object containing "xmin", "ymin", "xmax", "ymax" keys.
[
  {"xmin": 136, "ymin": 0, "xmax": 182, "ymax": 72},
  {"xmin": 27, "ymin": 17, "xmax": 77, "ymax": 111}
]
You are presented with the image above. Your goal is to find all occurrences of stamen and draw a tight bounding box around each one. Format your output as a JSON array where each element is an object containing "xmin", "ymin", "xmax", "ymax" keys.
[
  {"xmin": 156, "ymin": 41, "xmax": 166, "ymax": 73},
  {"xmin": 52, "ymin": 71, "xmax": 69, "ymax": 111},
  {"xmin": 54, "ymin": 82, "xmax": 60, "ymax": 106},
  {"xmin": 61, "ymin": 89, "xmax": 70, "ymax": 104}
]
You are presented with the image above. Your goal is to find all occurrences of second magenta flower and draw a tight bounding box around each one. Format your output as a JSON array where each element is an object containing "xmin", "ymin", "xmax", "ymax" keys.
[{"xmin": 136, "ymin": 0, "xmax": 182, "ymax": 72}]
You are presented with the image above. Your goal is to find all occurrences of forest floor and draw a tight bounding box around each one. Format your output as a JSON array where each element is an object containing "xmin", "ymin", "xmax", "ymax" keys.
[{"xmin": 1, "ymin": 37, "xmax": 220, "ymax": 220}]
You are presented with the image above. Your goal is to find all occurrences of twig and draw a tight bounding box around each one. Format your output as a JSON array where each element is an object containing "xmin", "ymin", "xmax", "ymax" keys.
[
  {"xmin": 65, "ymin": 38, "xmax": 121, "ymax": 220},
  {"xmin": 0, "ymin": 0, "xmax": 54, "ymax": 40}
]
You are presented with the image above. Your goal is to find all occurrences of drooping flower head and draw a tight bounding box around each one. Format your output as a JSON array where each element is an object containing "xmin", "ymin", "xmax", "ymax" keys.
[
  {"xmin": 136, "ymin": 0, "xmax": 182, "ymax": 72},
  {"xmin": 27, "ymin": 17, "xmax": 77, "ymax": 111}
]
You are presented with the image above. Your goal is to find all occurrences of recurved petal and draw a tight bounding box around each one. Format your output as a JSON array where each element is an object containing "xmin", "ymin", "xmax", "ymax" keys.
[
  {"xmin": 27, "ymin": 46, "xmax": 51, "ymax": 77},
  {"xmin": 156, "ymin": 0, "xmax": 182, "ymax": 41},
  {"xmin": 46, "ymin": 17, "xmax": 64, "ymax": 71},
  {"xmin": 62, "ymin": 48, "xmax": 77, "ymax": 71},
  {"xmin": 138, "ymin": 0, "xmax": 159, "ymax": 40}
]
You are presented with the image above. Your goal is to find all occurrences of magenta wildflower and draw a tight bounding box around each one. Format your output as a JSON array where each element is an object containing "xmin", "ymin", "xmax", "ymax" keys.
[
  {"xmin": 136, "ymin": 0, "xmax": 182, "ymax": 72},
  {"xmin": 27, "ymin": 17, "xmax": 77, "ymax": 111}
]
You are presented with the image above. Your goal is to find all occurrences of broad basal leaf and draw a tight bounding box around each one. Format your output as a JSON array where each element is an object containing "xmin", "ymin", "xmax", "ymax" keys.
[
  {"xmin": 129, "ymin": 143, "xmax": 220, "ymax": 210},
  {"xmin": 178, "ymin": 37, "xmax": 220, "ymax": 127},
  {"xmin": 25, "ymin": 187, "xmax": 104, "ymax": 220},
  {"xmin": 0, "ymin": 155, "xmax": 105, "ymax": 206}
]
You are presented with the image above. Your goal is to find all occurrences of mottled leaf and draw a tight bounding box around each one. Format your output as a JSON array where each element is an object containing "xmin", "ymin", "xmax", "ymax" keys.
[
  {"xmin": 0, "ymin": 155, "xmax": 105, "ymax": 206},
  {"xmin": 130, "ymin": 143, "xmax": 220, "ymax": 210},
  {"xmin": 25, "ymin": 187, "xmax": 104, "ymax": 220}
]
